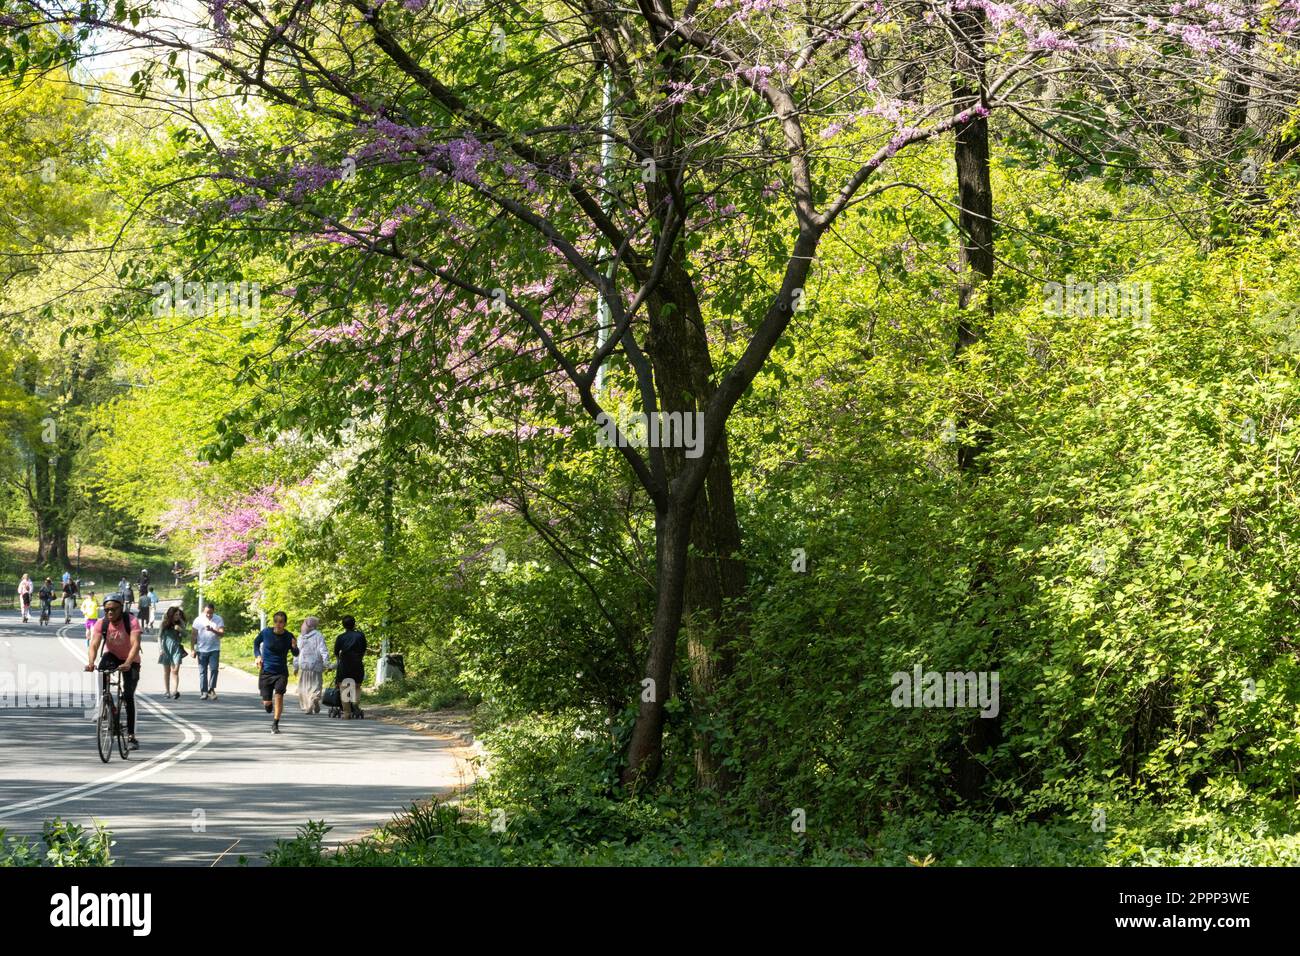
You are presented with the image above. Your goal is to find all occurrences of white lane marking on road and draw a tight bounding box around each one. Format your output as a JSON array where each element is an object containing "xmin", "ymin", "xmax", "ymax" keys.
[{"xmin": 0, "ymin": 625, "xmax": 214, "ymax": 821}]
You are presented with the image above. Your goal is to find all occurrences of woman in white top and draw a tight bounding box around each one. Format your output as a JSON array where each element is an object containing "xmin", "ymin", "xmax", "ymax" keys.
[
  {"xmin": 17, "ymin": 573, "xmax": 33, "ymax": 623},
  {"xmin": 295, "ymin": 616, "xmax": 331, "ymax": 714}
]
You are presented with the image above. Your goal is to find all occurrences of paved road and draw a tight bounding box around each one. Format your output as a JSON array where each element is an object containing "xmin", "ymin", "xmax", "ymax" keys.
[{"xmin": 0, "ymin": 610, "xmax": 463, "ymax": 865}]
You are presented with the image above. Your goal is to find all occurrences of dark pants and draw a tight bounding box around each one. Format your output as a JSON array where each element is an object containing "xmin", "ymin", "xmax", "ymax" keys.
[{"xmin": 100, "ymin": 653, "xmax": 140, "ymax": 735}]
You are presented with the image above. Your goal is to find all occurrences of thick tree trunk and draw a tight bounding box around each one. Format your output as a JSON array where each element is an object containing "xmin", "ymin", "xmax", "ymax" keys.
[
  {"xmin": 951, "ymin": 8, "xmax": 995, "ymax": 365},
  {"xmin": 29, "ymin": 439, "xmax": 74, "ymax": 569},
  {"xmin": 951, "ymin": 6, "xmax": 1003, "ymax": 803},
  {"xmin": 644, "ymin": 261, "xmax": 748, "ymax": 791},
  {"xmin": 683, "ymin": 432, "xmax": 746, "ymax": 790}
]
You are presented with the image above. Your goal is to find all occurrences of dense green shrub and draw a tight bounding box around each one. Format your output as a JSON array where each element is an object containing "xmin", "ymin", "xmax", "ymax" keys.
[{"xmin": 723, "ymin": 226, "xmax": 1300, "ymax": 831}]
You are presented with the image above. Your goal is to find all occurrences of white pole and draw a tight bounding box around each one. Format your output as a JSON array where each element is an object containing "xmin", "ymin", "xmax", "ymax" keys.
[{"xmin": 594, "ymin": 64, "xmax": 616, "ymax": 393}]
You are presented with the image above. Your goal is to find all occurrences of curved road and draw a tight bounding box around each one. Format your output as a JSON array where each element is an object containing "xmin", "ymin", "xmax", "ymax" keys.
[{"xmin": 0, "ymin": 609, "xmax": 463, "ymax": 864}]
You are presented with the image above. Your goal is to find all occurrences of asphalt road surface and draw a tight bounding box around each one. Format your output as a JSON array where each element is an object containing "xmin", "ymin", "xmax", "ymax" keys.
[{"xmin": 0, "ymin": 609, "xmax": 463, "ymax": 865}]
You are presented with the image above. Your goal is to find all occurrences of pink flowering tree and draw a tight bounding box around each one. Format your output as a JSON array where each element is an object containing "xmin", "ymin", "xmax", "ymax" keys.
[
  {"xmin": 158, "ymin": 486, "xmax": 283, "ymax": 599},
  {"xmin": 4, "ymin": 0, "xmax": 1297, "ymax": 784}
]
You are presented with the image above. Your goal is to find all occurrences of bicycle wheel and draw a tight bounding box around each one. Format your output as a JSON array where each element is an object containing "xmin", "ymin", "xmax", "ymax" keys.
[
  {"xmin": 115, "ymin": 700, "xmax": 130, "ymax": 759},
  {"xmin": 96, "ymin": 695, "xmax": 113, "ymax": 763}
]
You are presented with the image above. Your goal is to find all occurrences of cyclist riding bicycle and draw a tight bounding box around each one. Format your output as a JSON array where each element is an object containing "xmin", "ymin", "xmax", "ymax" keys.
[{"xmin": 83, "ymin": 593, "xmax": 142, "ymax": 750}]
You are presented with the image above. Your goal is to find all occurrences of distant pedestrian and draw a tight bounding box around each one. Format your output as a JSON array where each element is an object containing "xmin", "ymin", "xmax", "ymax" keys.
[
  {"xmin": 192, "ymin": 602, "xmax": 225, "ymax": 700},
  {"xmin": 158, "ymin": 606, "xmax": 188, "ymax": 699},
  {"xmin": 17, "ymin": 573, "xmax": 32, "ymax": 623},
  {"xmin": 296, "ymin": 616, "xmax": 330, "ymax": 714},
  {"xmin": 61, "ymin": 577, "xmax": 78, "ymax": 623},
  {"xmin": 81, "ymin": 591, "xmax": 98, "ymax": 642},
  {"xmin": 254, "ymin": 611, "xmax": 299, "ymax": 734},
  {"xmin": 37, "ymin": 577, "xmax": 54, "ymax": 626},
  {"xmin": 136, "ymin": 586, "xmax": 153, "ymax": 632}
]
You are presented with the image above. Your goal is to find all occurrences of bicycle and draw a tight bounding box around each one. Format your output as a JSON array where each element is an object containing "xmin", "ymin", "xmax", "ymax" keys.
[{"xmin": 94, "ymin": 663, "xmax": 131, "ymax": 763}]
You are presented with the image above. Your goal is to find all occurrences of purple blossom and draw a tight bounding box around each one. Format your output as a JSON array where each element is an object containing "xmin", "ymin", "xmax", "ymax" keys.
[
  {"xmin": 1030, "ymin": 29, "xmax": 1079, "ymax": 51},
  {"xmin": 210, "ymin": 0, "xmax": 230, "ymax": 35},
  {"xmin": 423, "ymin": 134, "xmax": 487, "ymax": 185},
  {"xmin": 227, "ymin": 194, "xmax": 266, "ymax": 214},
  {"xmin": 286, "ymin": 162, "xmax": 341, "ymax": 199}
]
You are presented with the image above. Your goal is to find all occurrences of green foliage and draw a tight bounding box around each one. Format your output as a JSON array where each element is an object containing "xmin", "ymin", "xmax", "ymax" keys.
[
  {"xmin": 0, "ymin": 818, "xmax": 114, "ymax": 867},
  {"xmin": 264, "ymin": 819, "xmax": 332, "ymax": 867}
]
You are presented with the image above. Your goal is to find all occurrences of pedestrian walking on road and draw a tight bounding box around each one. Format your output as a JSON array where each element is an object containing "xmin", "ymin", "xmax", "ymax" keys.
[
  {"xmin": 333, "ymin": 616, "xmax": 369, "ymax": 719},
  {"xmin": 81, "ymin": 591, "xmax": 99, "ymax": 642},
  {"xmin": 136, "ymin": 585, "xmax": 153, "ymax": 632},
  {"xmin": 254, "ymin": 611, "xmax": 299, "ymax": 734},
  {"xmin": 37, "ymin": 577, "xmax": 54, "ymax": 626},
  {"xmin": 158, "ymin": 606, "xmax": 188, "ymax": 699},
  {"xmin": 17, "ymin": 573, "xmax": 32, "ymax": 623},
  {"xmin": 62, "ymin": 577, "xmax": 78, "ymax": 623},
  {"xmin": 192, "ymin": 602, "xmax": 225, "ymax": 700},
  {"xmin": 295, "ymin": 616, "xmax": 330, "ymax": 714}
]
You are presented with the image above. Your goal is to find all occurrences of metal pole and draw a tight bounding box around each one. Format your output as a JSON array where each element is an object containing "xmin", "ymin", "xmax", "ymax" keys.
[
  {"xmin": 377, "ymin": 475, "xmax": 394, "ymax": 686},
  {"xmin": 594, "ymin": 63, "xmax": 616, "ymax": 393}
]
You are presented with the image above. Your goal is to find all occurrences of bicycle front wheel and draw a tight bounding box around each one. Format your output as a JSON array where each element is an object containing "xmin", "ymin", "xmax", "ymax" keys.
[
  {"xmin": 115, "ymin": 704, "xmax": 130, "ymax": 759},
  {"xmin": 96, "ymin": 697, "xmax": 113, "ymax": 763}
]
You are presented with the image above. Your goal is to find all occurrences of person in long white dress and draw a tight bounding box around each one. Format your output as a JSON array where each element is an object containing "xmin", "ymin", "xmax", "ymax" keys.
[{"xmin": 295, "ymin": 616, "xmax": 331, "ymax": 714}]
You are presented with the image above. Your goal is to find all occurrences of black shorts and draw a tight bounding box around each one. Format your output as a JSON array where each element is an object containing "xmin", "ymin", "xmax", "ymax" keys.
[{"xmin": 259, "ymin": 672, "xmax": 288, "ymax": 700}]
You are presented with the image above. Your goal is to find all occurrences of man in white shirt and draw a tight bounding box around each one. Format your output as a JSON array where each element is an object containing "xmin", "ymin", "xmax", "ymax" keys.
[{"xmin": 192, "ymin": 602, "xmax": 226, "ymax": 700}]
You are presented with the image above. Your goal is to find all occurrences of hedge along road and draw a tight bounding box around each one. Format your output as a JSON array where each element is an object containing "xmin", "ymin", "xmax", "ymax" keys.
[{"xmin": 0, "ymin": 609, "xmax": 464, "ymax": 864}]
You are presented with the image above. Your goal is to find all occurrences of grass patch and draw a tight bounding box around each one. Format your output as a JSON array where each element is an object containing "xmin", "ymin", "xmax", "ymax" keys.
[
  {"xmin": 365, "ymin": 672, "xmax": 467, "ymax": 712},
  {"xmin": 0, "ymin": 530, "xmax": 177, "ymax": 597}
]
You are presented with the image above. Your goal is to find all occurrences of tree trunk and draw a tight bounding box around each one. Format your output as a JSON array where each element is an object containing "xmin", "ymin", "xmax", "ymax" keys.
[
  {"xmin": 29, "ymin": 441, "xmax": 74, "ymax": 568},
  {"xmin": 951, "ymin": 7, "xmax": 995, "ymax": 367},
  {"xmin": 622, "ymin": 503, "xmax": 692, "ymax": 786},
  {"xmin": 644, "ymin": 260, "xmax": 749, "ymax": 791},
  {"xmin": 951, "ymin": 5, "xmax": 1003, "ymax": 803}
]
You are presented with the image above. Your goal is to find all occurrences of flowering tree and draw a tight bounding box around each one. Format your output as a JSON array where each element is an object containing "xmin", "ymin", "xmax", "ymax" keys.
[{"xmin": 3, "ymin": 0, "xmax": 1297, "ymax": 783}]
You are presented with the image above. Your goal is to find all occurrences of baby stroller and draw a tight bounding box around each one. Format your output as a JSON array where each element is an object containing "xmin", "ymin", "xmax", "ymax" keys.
[{"xmin": 323, "ymin": 679, "xmax": 364, "ymax": 719}]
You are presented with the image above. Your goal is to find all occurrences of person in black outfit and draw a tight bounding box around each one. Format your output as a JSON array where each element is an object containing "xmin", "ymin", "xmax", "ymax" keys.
[
  {"xmin": 37, "ymin": 578, "xmax": 54, "ymax": 626},
  {"xmin": 334, "ymin": 616, "xmax": 368, "ymax": 719}
]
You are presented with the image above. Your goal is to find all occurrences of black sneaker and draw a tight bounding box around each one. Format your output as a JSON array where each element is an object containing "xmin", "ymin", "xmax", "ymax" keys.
[
  {"xmin": 128, "ymin": 736, "xmax": 139, "ymax": 750},
  {"xmin": 271, "ymin": 721, "xmax": 280, "ymax": 734},
  {"xmin": 264, "ymin": 702, "xmax": 273, "ymax": 714}
]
